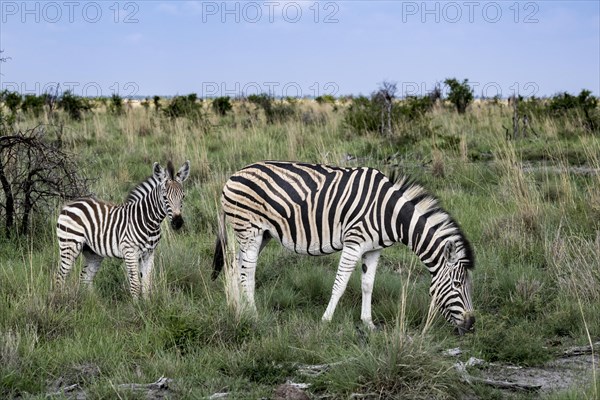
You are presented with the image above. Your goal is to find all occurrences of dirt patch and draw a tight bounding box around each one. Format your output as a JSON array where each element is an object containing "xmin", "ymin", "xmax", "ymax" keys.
[{"xmin": 456, "ymin": 345, "xmax": 599, "ymax": 397}]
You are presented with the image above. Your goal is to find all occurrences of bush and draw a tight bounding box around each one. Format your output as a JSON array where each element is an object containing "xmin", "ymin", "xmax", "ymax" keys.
[
  {"xmin": 343, "ymin": 95, "xmax": 381, "ymax": 133},
  {"xmin": 153, "ymin": 95, "xmax": 161, "ymax": 111},
  {"xmin": 163, "ymin": 94, "xmax": 203, "ymax": 120},
  {"xmin": 315, "ymin": 94, "xmax": 336, "ymax": 105},
  {"xmin": 401, "ymin": 96, "xmax": 435, "ymax": 120},
  {"xmin": 343, "ymin": 94, "xmax": 434, "ymax": 135},
  {"xmin": 444, "ymin": 78, "xmax": 473, "ymax": 114},
  {"xmin": 549, "ymin": 90, "xmax": 598, "ymax": 132},
  {"xmin": 108, "ymin": 94, "xmax": 124, "ymax": 115},
  {"xmin": 2, "ymin": 91, "xmax": 21, "ymax": 115},
  {"xmin": 516, "ymin": 90, "xmax": 599, "ymax": 134},
  {"xmin": 58, "ymin": 91, "xmax": 93, "ymax": 120},
  {"xmin": 141, "ymin": 97, "xmax": 150, "ymax": 111},
  {"xmin": 211, "ymin": 96, "xmax": 233, "ymax": 116},
  {"xmin": 21, "ymin": 94, "xmax": 46, "ymax": 117},
  {"xmin": 247, "ymin": 93, "xmax": 295, "ymax": 124}
]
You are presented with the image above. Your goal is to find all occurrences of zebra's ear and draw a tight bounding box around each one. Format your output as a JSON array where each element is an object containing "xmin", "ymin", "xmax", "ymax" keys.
[
  {"xmin": 176, "ymin": 160, "xmax": 190, "ymax": 183},
  {"xmin": 444, "ymin": 240, "xmax": 458, "ymax": 264},
  {"xmin": 153, "ymin": 162, "xmax": 166, "ymax": 182}
]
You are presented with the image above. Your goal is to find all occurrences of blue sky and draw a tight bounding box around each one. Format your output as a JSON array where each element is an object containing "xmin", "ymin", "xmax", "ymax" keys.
[{"xmin": 1, "ymin": 1, "xmax": 599, "ymax": 98}]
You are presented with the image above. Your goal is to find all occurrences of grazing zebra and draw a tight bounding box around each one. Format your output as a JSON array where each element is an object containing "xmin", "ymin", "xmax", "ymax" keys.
[
  {"xmin": 212, "ymin": 161, "xmax": 475, "ymax": 334},
  {"xmin": 56, "ymin": 160, "xmax": 190, "ymax": 298}
]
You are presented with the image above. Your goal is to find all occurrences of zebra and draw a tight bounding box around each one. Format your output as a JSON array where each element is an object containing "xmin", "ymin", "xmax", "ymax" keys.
[
  {"xmin": 56, "ymin": 160, "xmax": 190, "ymax": 298},
  {"xmin": 212, "ymin": 161, "xmax": 475, "ymax": 334}
]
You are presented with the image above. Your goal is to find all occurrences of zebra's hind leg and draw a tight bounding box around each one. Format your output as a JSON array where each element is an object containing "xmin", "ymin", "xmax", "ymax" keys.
[
  {"xmin": 322, "ymin": 245, "xmax": 362, "ymax": 323},
  {"xmin": 237, "ymin": 234, "xmax": 264, "ymax": 315},
  {"xmin": 80, "ymin": 246, "xmax": 104, "ymax": 289},
  {"xmin": 360, "ymin": 249, "xmax": 382, "ymax": 330},
  {"xmin": 56, "ymin": 240, "xmax": 83, "ymax": 289}
]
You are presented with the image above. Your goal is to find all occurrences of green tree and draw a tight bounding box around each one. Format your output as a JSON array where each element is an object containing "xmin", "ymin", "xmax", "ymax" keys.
[
  {"xmin": 153, "ymin": 95, "xmax": 161, "ymax": 112},
  {"xmin": 21, "ymin": 94, "xmax": 46, "ymax": 117},
  {"xmin": 163, "ymin": 94, "xmax": 203, "ymax": 121},
  {"xmin": 3, "ymin": 91, "xmax": 21, "ymax": 115},
  {"xmin": 212, "ymin": 96, "xmax": 233, "ymax": 116},
  {"xmin": 109, "ymin": 94, "xmax": 124, "ymax": 115},
  {"xmin": 247, "ymin": 93, "xmax": 295, "ymax": 124},
  {"xmin": 444, "ymin": 78, "xmax": 473, "ymax": 114},
  {"xmin": 58, "ymin": 91, "xmax": 93, "ymax": 120}
]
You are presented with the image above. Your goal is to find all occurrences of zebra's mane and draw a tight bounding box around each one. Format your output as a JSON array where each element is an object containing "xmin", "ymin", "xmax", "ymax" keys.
[
  {"xmin": 125, "ymin": 175, "xmax": 161, "ymax": 203},
  {"xmin": 392, "ymin": 174, "xmax": 475, "ymax": 270}
]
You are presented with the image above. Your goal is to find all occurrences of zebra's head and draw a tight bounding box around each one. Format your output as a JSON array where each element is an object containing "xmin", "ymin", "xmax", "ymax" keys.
[
  {"xmin": 154, "ymin": 160, "xmax": 190, "ymax": 230},
  {"xmin": 429, "ymin": 239, "xmax": 475, "ymax": 335}
]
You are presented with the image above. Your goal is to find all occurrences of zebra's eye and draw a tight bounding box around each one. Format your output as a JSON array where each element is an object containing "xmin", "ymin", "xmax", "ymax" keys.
[{"xmin": 453, "ymin": 280, "xmax": 462, "ymax": 289}]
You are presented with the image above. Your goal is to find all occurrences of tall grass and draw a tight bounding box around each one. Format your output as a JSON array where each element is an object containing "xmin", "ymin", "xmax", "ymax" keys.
[{"xmin": 1, "ymin": 99, "xmax": 599, "ymax": 398}]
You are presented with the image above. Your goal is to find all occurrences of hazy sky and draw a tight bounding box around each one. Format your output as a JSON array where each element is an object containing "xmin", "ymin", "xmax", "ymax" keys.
[{"xmin": 1, "ymin": 1, "xmax": 598, "ymax": 98}]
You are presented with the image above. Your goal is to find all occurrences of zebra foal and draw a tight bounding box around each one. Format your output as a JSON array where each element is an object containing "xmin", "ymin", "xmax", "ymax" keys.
[
  {"xmin": 213, "ymin": 161, "xmax": 475, "ymax": 334},
  {"xmin": 56, "ymin": 160, "xmax": 190, "ymax": 298}
]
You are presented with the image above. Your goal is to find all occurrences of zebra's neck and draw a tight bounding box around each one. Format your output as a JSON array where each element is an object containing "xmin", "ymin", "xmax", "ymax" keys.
[
  {"xmin": 125, "ymin": 176, "xmax": 167, "ymax": 228},
  {"xmin": 390, "ymin": 181, "xmax": 464, "ymax": 272}
]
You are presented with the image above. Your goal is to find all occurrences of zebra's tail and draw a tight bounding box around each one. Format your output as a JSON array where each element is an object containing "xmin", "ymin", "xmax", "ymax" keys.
[{"xmin": 211, "ymin": 212, "xmax": 226, "ymax": 280}]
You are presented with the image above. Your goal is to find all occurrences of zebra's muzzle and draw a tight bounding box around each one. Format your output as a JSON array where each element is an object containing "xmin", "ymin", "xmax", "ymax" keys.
[
  {"xmin": 171, "ymin": 214, "xmax": 184, "ymax": 230},
  {"xmin": 455, "ymin": 313, "xmax": 476, "ymax": 336}
]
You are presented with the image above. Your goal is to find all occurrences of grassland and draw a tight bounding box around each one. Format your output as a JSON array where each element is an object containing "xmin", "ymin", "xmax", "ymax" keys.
[{"xmin": 1, "ymin": 98, "xmax": 599, "ymax": 399}]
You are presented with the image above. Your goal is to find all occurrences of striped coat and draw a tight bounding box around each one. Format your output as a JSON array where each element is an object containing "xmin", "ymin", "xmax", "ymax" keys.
[
  {"xmin": 213, "ymin": 161, "xmax": 475, "ymax": 333},
  {"xmin": 56, "ymin": 161, "xmax": 190, "ymax": 298}
]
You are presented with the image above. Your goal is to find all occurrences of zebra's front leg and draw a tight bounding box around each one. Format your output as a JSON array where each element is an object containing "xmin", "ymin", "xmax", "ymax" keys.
[
  {"xmin": 360, "ymin": 249, "xmax": 382, "ymax": 330},
  {"xmin": 322, "ymin": 245, "xmax": 361, "ymax": 323},
  {"xmin": 140, "ymin": 251, "xmax": 155, "ymax": 299},
  {"xmin": 123, "ymin": 248, "xmax": 142, "ymax": 299}
]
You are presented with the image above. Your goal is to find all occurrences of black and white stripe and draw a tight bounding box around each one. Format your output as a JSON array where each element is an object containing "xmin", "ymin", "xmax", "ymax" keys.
[
  {"xmin": 213, "ymin": 161, "xmax": 475, "ymax": 333},
  {"xmin": 56, "ymin": 161, "xmax": 190, "ymax": 298}
]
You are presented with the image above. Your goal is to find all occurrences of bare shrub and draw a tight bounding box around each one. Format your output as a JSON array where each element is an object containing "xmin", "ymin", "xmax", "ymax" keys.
[{"xmin": 0, "ymin": 126, "xmax": 90, "ymax": 237}]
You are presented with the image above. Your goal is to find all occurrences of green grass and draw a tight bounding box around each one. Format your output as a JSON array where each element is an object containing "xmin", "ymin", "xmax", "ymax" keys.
[{"xmin": 1, "ymin": 99, "xmax": 599, "ymax": 398}]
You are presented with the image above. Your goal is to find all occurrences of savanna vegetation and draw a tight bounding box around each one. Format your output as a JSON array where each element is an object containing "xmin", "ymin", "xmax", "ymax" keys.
[{"xmin": 1, "ymin": 82, "xmax": 599, "ymax": 399}]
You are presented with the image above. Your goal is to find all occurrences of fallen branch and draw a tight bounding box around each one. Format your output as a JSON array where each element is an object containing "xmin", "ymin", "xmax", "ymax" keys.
[
  {"xmin": 46, "ymin": 383, "xmax": 82, "ymax": 397},
  {"xmin": 117, "ymin": 376, "xmax": 172, "ymax": 392},
  {"xmin": 563, "ymin": 342, "xmax": 600, "ymax": 357},
  {"xmin": 296, "ymin": 359, "xmax": 354, "ymax": 377},
  {"xmin": 470, "ymin": 376, "xmax": 541, "ymax": 392},
  {"xmin": 455, "ymin": 361, "xmax": 540, "ymax": 392}
]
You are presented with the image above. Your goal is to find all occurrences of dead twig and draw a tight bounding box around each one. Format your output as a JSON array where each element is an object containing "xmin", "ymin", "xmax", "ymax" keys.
[
  {"xmin": 116, "ymin": 375, "xmax": 172, "ymax": 392},
  {"xmin": 563, "ymin": 342, "xmax": 600, "ymax": 357}
]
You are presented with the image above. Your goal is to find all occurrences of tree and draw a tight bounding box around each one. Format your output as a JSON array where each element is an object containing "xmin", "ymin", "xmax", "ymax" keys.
[
  {"xmin": 211, "ymin": 96, "xmax": 233, "ymax": 116},
  {"xmin": 163, "ymin": 94, "xmax": 203, "ymax": 120},
  {"xmin": 444, "ymin": 78, "xmax": 473, "ymax": 114},
  {"xmin": 247, "ymin": 93, "xmax": 295, "ymax": 124},
  {"xmin": 58, "ymin": 90, "xmax": 93, "ymax": 120},
  {"xmin": 109, "ymin": 94, "xmax": 125, "ymax": 115},
  {"xmin": 3, "ymin": 91, "xmax": 21, "ymax": 115},
  {"xmin": 0, "ymin": 127, "xmax": 90, "ymax": 237},
  {"xmin": 373, "ymin": 81, "xmax": 397, "ymax": 136},
  {"xmin": 21, "ymin": 94, "xmax": 46, "ymax": 117}
]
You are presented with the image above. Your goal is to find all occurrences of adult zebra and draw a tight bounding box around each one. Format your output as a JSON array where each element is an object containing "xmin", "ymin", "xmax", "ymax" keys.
[
  {"xmin": 56, "ymin": 160, "xmax": 190, "ymax": 298},
  {"xmin": 213, "ymin": 161, "xmax": 475, "ymax": 334}
]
